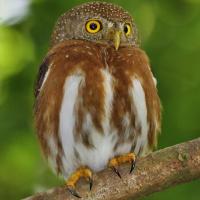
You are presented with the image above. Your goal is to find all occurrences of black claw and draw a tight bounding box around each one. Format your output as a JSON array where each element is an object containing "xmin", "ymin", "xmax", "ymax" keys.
[
  {"xmin": 130, "ymin": 157, "xmax": 136, "ymax": 174},
  {"xmin": 69, "ymin": 186, "xmax": 81, "ymax": 198},
  {"xmin": 114, "ymin": 166, "xmax": 121, "ymax": 178},
  {"xmin": 89, "ymin": 176, "xmax": 93, "ymax": 191}
]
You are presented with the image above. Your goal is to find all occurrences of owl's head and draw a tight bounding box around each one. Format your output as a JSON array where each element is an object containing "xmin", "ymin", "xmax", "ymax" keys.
[{"xmin": 50, "ymin": 2, "xmax": 139, "ymax": 50}]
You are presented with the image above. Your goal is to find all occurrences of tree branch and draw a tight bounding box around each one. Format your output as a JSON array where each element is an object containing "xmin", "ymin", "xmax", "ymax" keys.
[{"xmin": 23, "ymin": 138, "xmax": 200, "ymax": 200}]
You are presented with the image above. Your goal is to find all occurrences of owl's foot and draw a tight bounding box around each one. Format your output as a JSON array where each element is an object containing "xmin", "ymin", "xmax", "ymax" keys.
[
  {"xmin": 109, "ymin": 153, "xmax": 135, "ymax": 178},
  {"xmin": 66, "ymin": 167, "xmax": 93, "ymax": 198}
]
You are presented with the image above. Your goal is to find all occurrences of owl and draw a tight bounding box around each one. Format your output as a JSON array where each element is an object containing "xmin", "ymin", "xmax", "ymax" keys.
[{"xmin": 34, "ymin": 1, "xmax": 161, "ymax": 198}]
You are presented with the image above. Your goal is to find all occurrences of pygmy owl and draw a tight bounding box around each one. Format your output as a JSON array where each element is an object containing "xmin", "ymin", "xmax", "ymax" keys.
[{"xmin": 34, "ymin": 1, "xmax": 161, "ymax": 198}]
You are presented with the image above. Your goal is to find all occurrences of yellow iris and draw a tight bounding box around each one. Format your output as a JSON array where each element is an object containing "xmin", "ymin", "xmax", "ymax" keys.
[
  {"xmin": 85, "ymin": 20, "xmax": 102, "ymax": 34},
  {"xmin": 124, "ymin": 22, "xmax": 131, "ymax": 36}
]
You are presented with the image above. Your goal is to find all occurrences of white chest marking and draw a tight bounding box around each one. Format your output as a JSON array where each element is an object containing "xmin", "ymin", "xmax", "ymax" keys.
[
  {"xmin": 59, "ymin": 76, "xmax": 84, "ymax": 177},
  {"xmin": 58, "ymin": 75, "xmax": 149, "ymax": 179},
  {"xmin": 131, "ymin": 79, "xmax": 149, "ymax": 155}
]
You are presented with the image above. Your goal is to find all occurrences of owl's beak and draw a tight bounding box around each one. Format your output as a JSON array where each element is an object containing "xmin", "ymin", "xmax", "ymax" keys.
[
  {"xmin": 107, "ymin": 29, "xmax": 122, "ymax": 51},
  {"xmin": 112, "ymin": 31, "xmax": 122, "ymax": 51}
]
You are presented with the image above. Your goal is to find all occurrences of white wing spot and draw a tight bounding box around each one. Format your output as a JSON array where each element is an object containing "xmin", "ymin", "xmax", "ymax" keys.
[{"xmin": 88, "ymin": 52, "xmax": 93, "ymax": 55}]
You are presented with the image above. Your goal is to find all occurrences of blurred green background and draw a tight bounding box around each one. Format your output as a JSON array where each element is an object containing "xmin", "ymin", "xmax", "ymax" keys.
[{"xmin": 0, "ymin": 0, "xmax": 200, "ymax": 199}]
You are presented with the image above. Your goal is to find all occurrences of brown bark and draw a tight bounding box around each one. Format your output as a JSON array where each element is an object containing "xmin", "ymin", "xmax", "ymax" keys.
[{"xmin": 23, "ymin": 138, "xmax": 200, "ymax": 200}]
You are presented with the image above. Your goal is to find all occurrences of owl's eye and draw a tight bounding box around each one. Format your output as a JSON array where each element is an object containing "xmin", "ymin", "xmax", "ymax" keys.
[
  {"xmin": 124, "ymin": 22, "xmax": 131, "ymax": 36},
  {"xmin": 85, "ymin": 20, "xmax": 102, "ymax": 34}
]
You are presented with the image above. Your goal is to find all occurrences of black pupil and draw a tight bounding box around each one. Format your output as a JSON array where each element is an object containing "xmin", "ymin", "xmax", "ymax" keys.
[
  {"xmin": 124, "ymin": 25, "xmax": 128, "ymax": 33},
  {"xmin": 90, "ymin": 23, "xmax": 97, "ymax": 30}
]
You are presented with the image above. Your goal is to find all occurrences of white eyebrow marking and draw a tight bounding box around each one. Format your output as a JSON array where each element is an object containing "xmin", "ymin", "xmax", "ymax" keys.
[{"xmin": 107, "ymin": 22, "xmax": 113, "ymax": 29}]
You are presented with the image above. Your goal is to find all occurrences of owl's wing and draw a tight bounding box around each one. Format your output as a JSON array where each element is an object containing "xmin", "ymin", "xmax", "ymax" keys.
[
  {"xmin": 34, "ymin": 53, "xmax": 55, "ymax": 99},
  {"xmin": 33, "ymin": 51, "xmax": 57, "ymax": 116}
]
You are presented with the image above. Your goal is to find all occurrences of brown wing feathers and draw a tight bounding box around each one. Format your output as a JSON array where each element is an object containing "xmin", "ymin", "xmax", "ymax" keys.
[{"xmin": 34, "ymin": 53, "xmax": 56, "ymax": 99}]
